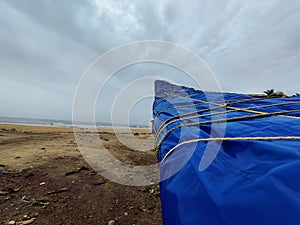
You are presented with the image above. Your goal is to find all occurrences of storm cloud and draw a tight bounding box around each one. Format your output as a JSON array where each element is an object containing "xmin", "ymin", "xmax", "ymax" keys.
[{"xmin": 0, "ymin": 0, "xmax": 299, "ymax": 125}]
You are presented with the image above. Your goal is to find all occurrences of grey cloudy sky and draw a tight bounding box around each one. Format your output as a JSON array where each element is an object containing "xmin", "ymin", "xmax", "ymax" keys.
[{"xmin": 0, "ymin": 0, "xmax": 300, "ymax": 125}]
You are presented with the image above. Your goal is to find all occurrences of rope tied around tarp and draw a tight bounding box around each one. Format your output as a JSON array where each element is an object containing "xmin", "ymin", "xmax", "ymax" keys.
[
  {"xmin": 154, "ymin": 90, "xmax": 300, "ymax": 161},
  {"xmin": 155, "ymin": 100, "xmax": 300, "ymax": 143},
  {"xmin": 159, "ymin": 136, "xmax": 300, "ymax": 163}
]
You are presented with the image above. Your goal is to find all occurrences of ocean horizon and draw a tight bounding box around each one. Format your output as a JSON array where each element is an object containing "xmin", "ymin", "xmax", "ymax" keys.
[{"xmin": 0, "ymin": 116, "xmax": 149, "ymax": 129}]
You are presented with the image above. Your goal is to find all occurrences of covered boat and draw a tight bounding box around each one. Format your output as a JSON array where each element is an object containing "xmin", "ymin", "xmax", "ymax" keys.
[{"xmin": 153, "ymin": 80, "xmax": 300, "ymax": 225}]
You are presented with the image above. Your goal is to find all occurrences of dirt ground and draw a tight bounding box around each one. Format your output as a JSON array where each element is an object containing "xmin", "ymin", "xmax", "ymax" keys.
[{"xmin": 0, "ymin": 124, "xmax": 162, "ymax": 225}]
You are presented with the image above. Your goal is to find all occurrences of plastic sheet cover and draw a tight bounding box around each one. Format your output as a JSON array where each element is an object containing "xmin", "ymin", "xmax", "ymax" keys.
[{"xmin": 153, "ymin": 80, "xmax": 300, "ymax": 225}]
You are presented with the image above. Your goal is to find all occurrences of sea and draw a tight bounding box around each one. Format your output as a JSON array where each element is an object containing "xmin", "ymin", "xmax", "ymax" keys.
[{"xmin": 0, "ymin": 116, "xmax": 149, "ymax": 129}]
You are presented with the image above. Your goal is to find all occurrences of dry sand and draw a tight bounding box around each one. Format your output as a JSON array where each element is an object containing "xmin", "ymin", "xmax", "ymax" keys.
[{"xmin": 0, "ymin": 124, "xmax": 161, "ymax": 225}]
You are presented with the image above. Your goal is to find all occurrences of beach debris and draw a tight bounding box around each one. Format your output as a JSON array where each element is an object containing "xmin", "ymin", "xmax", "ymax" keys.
[
  {"xmin": 7, "ymin": 220, "xmax": 16, "ymax": 225},
  {"xmin": 88, "ymin": 171, "xmax": 97, "ymax": 175},
  {"xmin": 0, "ymin": 170, "xmax": 9, "ymax": 175},
  {"xmin": 107, "ymin": 220, "xmax": 115, "ymax": 225},
  {"xmin": 94, "ymin": 180, "xmax": 107, "ymax": 187},
  {"xmin": 124, "ymin": 212, "xmax": 128, "ymax": 217},
  {"xmin": 65, "ymin": 166, "xmax": 88, "ymax": 176},
  {"xmin": 141, "ymin": 186, "xmax": 151, "ymax": 193},
  {"xmin": 138, "ymin": 207, "xmax": 147, "ymax": 212},
  {"xmin": 32, "ymin": 196, "xmax": 48, "ymax": 206},
  {"xmin": 134, "ymin": 133, "xmax": 139, "ymax": 136},
  {"xmin": 47, "ymin": 187, "xmax": 68, "ymax": 195},
  {"xmin": 41, "ymin": 155, "xmax": 49, "ymax": 159},
  {"xmin": 39, "ymin": 182, "xmax": 46, "ymax": 186},
  {"xmin": 21, "ymin": 196, "xmax": 30, "ymax": 203},
  {"xmin": 0, "ymin": 187, "xmax": 21, "ymax": 195},
  {"xmin": 17, "ymin": 218, "xmax": 36, "ymax": 225},
  {"xmin": 40, "ymin": 147, "xmax": 46, "ymax": 150}
]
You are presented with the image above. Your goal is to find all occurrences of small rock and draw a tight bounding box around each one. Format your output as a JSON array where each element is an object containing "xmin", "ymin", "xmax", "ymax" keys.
[
  {"xmin": 23, "ymin": 215, "xmax": 30, "ymax": 220},
  {"xmin": 124, "ymin": 212, "xmax": 128, "ymax": 217},
  {"xmin": 108, "ymin": 220, "xmax": 115, "ymax": 225},
  {"xmin": 7, "ymin": 221, "xmax": 16, "ymax": 225},
  {"xmin": 47, "ymin": 187, "xmax": 68, "ymax": 195},
  {"xmin": 17, "ymin": 218, "xmax": 36, "ymax": 225},
  {"xmin": 0, "ymin": 187, "xmax": 20, "ymax": 195},
  {"xmin": 65, "ymin": 166, "xmax": 88, "ymax": 176}
]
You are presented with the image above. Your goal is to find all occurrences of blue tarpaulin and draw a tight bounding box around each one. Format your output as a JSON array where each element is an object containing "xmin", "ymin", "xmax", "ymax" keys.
[{"xmin": 153, "ymin": 80, "xmax": 300, "ymax": 225}]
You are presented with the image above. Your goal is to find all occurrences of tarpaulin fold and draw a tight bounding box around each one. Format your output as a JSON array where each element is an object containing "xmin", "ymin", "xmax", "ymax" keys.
[{"xmin": 153, "ymin": 80, "xmax": 300, "ymax": 225}]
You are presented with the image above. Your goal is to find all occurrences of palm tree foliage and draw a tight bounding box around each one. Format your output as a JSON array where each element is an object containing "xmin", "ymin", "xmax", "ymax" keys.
[{"xmin": 264, "ymin": 89, "xmax": 289, "ymax": 98}]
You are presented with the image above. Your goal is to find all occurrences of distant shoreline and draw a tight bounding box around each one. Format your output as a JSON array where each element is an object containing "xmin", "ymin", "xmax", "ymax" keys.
[
  {"xmin": 0, "ymin": 123, "xmax": 151, "ymax": 134},
  {"xmin": 0, "ymin": 116, "xmax": 150, "ymax": 129}
]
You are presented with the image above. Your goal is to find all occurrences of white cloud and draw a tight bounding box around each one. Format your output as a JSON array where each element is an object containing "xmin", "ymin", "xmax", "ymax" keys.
[{"xmin": 92, "ymin": 0, "xmax": 141, "ymax": 32}]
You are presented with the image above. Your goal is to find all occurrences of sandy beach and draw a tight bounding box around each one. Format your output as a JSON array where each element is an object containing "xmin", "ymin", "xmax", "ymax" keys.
[{"xmin": 0, "ymin": 124, "xmax": 161, "ymax": 225}]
